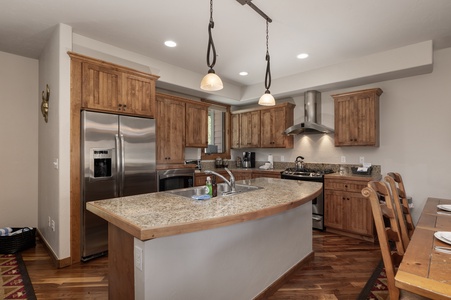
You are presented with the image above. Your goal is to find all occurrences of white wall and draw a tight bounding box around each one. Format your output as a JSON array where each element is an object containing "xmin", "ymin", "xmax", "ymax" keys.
[
  {"xmin": 38, "ymin": 23, "xmax": 72, "ymax": 259},
  {"xmin": 236, "ymin": 47, "xmax": 451, "ymax": 222},
  {"xmin": 0, "ymin": 51, "xmax": 38, "ymax": 228}
]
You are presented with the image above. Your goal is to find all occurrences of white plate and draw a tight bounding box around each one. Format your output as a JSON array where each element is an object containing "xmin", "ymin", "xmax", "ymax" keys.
[
  {"xmin": 437, "ymin": 205, "xmax": 451, "ymax": 212},
  {"xmin": 434, "ymin": 231, "xmax": 451, "ymax": 245}
]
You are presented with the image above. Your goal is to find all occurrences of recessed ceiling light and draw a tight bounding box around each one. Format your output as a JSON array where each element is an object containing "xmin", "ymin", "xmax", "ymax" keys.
[
  {"xmin": 297, "ymin": 53, "xmax": 309, "ymax": 59},
  {"xmin": 164, "ymin": 40, "xmax": 177, "ymax": 47},
  {"xmin": 239, "ymin": 71, "xmax": 248, "ymax": 76}
]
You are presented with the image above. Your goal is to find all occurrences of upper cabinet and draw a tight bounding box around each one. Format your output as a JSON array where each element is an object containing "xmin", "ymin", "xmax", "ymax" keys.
[
  {"xmin": 156, "ymin": 93, "xmax": 210, "ymax": 164},
  {"xmin": 70, "ymin": 52, "xmax": 159, "ymax": 118},
  {"xmin": 260, "ymin": 103, "xmax": 295, "ymax": 148},
  {"xmin": 156, "ymin": 95, "xmax": 186, "ymax": 164},
  {"xmin": 240, "ymin": 111, "xmax": 261, "ymax": 148},
  {"xmin": 332, "ymin": 88, "xmax": 383, "ymax": 147},
  {"xmin": 185, "ymin": 102, "xmax": 210, "ymax": 148},
  {"xmin": 231, "ymin": 102, "xmax": 295, "ymax": 149}
]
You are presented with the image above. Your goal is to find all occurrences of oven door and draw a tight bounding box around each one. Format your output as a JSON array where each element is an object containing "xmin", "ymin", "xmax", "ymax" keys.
[{"xmin": 157, "ymin": 169, "xmax": 194, "ymax": 192}]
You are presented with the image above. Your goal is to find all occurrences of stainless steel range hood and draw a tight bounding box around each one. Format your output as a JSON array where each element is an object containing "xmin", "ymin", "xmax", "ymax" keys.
[{"xmin": 284, "ymin": 90, "xmax": 334, "ymax": 135}]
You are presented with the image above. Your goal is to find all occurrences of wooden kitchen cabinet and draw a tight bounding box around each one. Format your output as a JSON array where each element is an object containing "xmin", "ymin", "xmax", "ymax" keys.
[
  {"xmin": 185, "ymin": 102, "xmax": 210, "ymax": 147},
  {"xmin": 332, "ymin": 88, "xmax": 382, "ymax": 147},
  {"xmin": 240, "ymin": 111, "xmax": 261, "ymax": 148},
  {"xmin": 81, "ymin": 58, "xmax": 158, "ymax": 117},
  {"xmin": 260, "ymin": 103, "xmax": 295, "ymax": 148},
  {"xmin": 156, "ymin": 94, "xmax": 185, "ymax": 164},
  {"xmin": 231, "ymin": 114, "xmax": 240, "ymax": 149},
  {"xmin": 232, "ymin": 102, "xmax": 295, "ymax": 149},
  {"xmin": 232, "ymin": 170, "xmax": 252, "ymax": 181},
  {"xmin": 324, "ymin": 176, "xmax": 375, "ymax": 241},
  {"xmin": 251, "ymin": 171, "xmax": 281, "ymax": 179}
]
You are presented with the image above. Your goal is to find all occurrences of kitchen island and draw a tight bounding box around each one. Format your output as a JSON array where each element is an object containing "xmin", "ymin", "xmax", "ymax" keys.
[{"xmin": 87, "ymin": 178, "xmax": 322, "ymax": 300}]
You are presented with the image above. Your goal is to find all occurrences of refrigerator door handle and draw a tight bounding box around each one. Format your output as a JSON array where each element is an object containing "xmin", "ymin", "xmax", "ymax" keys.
[
  {"xmin": 120, "ymin": 134, "xmax": 125, "ymax": 197},
  {"xmin": 115, "ymin": 134, "xmax": 122, "ymax": 197}
]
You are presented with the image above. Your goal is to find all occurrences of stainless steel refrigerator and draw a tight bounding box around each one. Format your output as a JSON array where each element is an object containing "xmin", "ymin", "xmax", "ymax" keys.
[{"xmin": 81, "ymin": 110, "xmax": 156, "ymax": 261}]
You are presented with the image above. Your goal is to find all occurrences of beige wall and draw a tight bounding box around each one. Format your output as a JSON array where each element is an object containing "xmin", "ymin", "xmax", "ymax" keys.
[
  {"xmin": 0, "ymin": 51, "xmax": 38, "ymax": 227},
  {"xmin": 242, "ymin": 47, "xmax": 451, "ymax": 222}
]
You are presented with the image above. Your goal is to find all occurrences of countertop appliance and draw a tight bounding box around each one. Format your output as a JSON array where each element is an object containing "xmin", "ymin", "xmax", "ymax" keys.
[
  {"xmin": 242, "ymin": 151, "xmax": 256, "ymax": 168},
  {"xmin": 81, "ymin": 111, "xmax": 156, "ymax": 261},
  {"xmin": 157, "ymin": 168, "xmax": 194, "ymax": 192},
  {"xmin": 281, "ymin": 167, "xmax": 334, "ymax": 230}
]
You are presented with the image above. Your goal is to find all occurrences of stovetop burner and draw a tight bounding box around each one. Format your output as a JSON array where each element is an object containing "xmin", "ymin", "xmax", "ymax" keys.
[{"xmin": 282, "ymin": 168, "xmax": 334, "ymax": 178}]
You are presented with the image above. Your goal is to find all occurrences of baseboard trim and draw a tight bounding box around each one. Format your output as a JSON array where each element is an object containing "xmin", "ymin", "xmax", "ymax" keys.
[
  {"xmin": 326, "ymin": 227, "xmax": 376, "ymax": 243},
  {"xmin": 254, "ymin": 251, "xmax": 315, "ymax": 300},
  {"xmin": 36, "ymin": 230, "xmax": 72, "ymax": 268}
]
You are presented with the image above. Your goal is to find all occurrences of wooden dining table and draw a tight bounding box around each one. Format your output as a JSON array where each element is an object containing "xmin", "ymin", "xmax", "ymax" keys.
[{"xmin": 395, "ymin": 197, "xmax": 451, "ymax": 299}]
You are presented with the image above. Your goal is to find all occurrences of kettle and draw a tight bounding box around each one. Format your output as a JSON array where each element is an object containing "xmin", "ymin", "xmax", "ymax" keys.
[{"xmin": 295, "ymin": 156, "xmax": 305, "ymax": 171}]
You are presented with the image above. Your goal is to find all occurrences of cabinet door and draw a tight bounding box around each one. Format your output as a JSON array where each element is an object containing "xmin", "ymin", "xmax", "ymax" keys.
[
  {"xmin": 334, "ymin": 88, "xmax": 381, "ymax": 147},
  {"xmin": 231, "ymin": 114, "xmax": 240, "ymax": 149},
  {"xmin": 185, "ymin": 103, "xmax": 209, "ymax": 147},
  {"xmin": 261, "ymin": 107, "xmax": 288, "ymax": 148},
  {"xmin": 122, "ymin": 73, "xmax": 155, "ymax": 117},
  {"xmin": 344, "ymin": 192, "xmax": 374, "ymax": 236},
  {"xmin": 324, "ymin": 189, "xmax": 344, "ymax": 230},
  {"xmin": 240, "ymin": 111, "xmax": 261, "ymax": 148},
  {"xmin": 82, "ymin": 62, "xmax": 122, "ymax": 112},
  {"xmin": 156, "ymin": 97, "xmax": 185, "ymax": 163}
]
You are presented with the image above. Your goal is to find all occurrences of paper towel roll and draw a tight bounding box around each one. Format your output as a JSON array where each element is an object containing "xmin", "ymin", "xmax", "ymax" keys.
[{"xmin": 268, "ymin": 154, "xmax": 273, "ymax": 168}]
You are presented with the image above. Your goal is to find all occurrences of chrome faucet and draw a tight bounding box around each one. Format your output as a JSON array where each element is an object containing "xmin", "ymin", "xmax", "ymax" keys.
[{"xmin": 204, "ymin": 167, "xmax": 236, "ymax": 193}]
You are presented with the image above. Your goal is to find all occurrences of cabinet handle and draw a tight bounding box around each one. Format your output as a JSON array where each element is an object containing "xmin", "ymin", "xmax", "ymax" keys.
[
  {"xmin": 118, "ymin": 104, "xmax": 122, "ymax": 110},
  {"xmin": 123, "ymin": 104, "xmax": 127, "ymax": 111}
]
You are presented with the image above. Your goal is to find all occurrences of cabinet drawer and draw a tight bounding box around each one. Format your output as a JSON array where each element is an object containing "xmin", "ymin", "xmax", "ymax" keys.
[{"xmin": 324, "ymin": 179, "xmax": 367, "ymax": 193}]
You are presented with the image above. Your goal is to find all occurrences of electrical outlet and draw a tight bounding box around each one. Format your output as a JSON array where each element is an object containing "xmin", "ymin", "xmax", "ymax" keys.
[
  {"xmin": 48, "ymin": 216, "xmax": 51, "ymax": 227},
  {"xmin": 134, "ymin": 246, "xmax": 143, "ymax": 270},
  {"xmin": 359, "ymin": 156, "xmax": 365, "ymax": 164},
  {"xmin": 51, "ymin": 220, "xmax": 55, "ymax": 232},
  {"xmin": 341, "ymin": 156, "xmax": 346, "ymax": 163}
]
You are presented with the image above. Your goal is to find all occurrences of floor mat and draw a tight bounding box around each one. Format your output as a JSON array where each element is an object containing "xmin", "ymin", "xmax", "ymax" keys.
[
  {"xmin": 0, "ymin": 253, "xmax": 36, "ymax": 300},
  {"xmin": 357, "ymin": 260, "xmax": 389, "ymax": 300}
]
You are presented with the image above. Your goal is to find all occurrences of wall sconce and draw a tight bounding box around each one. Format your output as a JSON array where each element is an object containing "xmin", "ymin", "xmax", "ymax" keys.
[{"xmin": 41, "ymin": 84, "xmax": 50, "ymax": 123}]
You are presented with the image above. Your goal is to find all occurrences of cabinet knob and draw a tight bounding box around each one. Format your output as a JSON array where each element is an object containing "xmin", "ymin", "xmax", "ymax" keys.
[{"xmin": 123, "ymin": 104, "xmax": 127, "ymax": 111}]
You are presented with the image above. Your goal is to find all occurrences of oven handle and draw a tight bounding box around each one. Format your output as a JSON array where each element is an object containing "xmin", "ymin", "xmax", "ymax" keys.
[{"xmin": 312, "ymin": 215, "xmax": 322, "ymax": 221}]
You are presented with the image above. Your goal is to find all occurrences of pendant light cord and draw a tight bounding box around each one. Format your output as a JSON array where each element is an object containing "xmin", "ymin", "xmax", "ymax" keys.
[
  {"xmin": 264, "ymin": 19, "xmax": 271, "ymax": 92},
  {"xmin": 206, "ymin": 0, "xmax": 217, "ymax": 72}
]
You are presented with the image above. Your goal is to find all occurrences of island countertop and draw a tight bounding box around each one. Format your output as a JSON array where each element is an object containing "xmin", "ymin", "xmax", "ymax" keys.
[{"xmin": 87, "ymin": 178, "xmax": 322, "ymax": 241}]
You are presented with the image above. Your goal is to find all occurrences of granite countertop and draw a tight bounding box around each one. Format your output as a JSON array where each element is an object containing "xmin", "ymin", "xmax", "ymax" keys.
[{"xmin": 87, "ymin": 178, "xmax": 322, "ymax": 241}]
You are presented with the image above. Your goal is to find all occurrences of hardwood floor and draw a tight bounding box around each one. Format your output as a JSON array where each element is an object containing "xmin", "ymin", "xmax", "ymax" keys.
[{"xmin": 21, "ymin": 230, "xmax": 380, "ymax": 300}]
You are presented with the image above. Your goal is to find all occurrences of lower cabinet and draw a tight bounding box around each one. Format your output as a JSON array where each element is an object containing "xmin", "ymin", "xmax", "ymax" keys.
[
  {"xmin": 324, "ymin": 176, "xmax": 376, "ymax": 241},
  {"xmin": 251, "ymin": 171, "xmax": 281, "ymax": 179}
]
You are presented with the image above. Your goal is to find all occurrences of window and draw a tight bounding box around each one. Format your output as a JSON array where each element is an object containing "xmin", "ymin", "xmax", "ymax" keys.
[{"xmin": 201, "ymin": 101, "xmax": 231, "ymax": 160}]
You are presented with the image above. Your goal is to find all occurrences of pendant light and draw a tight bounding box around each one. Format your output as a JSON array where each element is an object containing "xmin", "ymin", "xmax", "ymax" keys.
[
  {"xmin": 258, "ymin": 19, "xmax": 275, "ymax": 106},
  {"xmin": 200, "ymin": 0, "xmax": 223, "ymax": 91}
]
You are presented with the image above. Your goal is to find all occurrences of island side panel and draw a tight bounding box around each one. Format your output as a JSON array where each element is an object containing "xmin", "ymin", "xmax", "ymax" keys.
[
  {"xmin": 109, "ymin": 223, "xmax": 134, "ymax": 300},
  {"xmin": 134, "ymin": 202, "xmax": 312, "ymax": 300}
]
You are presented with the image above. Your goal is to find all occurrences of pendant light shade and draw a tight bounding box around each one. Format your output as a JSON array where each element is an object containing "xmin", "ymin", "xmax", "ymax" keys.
[
  {"xmin": 201, "ymin": 0, "xmax": 223, "ymax": 91},
  {"xmin": 201, "ymin": 71, "xmax": 223, "ymax": 91},
  {"xmin": 259, "ymin": 19, "xmax": 275, "ymax": 106},
  {"xmin": 258, "ymin": 91, "xmax": 275, "ymax": 106}
]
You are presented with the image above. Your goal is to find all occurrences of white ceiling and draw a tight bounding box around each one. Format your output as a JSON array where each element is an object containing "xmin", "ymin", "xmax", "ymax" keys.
[{"xmin": 2, "ymin": 0, "xmax": 451, "ymax": 98}]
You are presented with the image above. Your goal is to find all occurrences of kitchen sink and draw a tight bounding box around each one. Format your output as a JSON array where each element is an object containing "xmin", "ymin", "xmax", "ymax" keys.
[{"xmin": 166, "ymin": 183, "xmax": 263, "ymax": 199}]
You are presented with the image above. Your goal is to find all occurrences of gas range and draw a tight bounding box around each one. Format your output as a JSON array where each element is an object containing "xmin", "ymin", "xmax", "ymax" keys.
[
  {"xmin": 281, "ymin": 168, "xmax": 334, "ymax": 180},
  {"xmin": 280, "ymin": 167, "xmax": 334, "ymax": 231}
]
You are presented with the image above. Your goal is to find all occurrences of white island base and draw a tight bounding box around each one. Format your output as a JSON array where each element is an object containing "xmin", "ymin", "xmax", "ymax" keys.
[{"xmin": 133, "ymin": 203, "xmax": 312, "ymax": 300}]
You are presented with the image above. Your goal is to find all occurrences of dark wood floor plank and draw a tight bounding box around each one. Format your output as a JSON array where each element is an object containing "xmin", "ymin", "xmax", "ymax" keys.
[{"xmin": 21, "ymin": 230, "xmax": 380, "ymax": 299}]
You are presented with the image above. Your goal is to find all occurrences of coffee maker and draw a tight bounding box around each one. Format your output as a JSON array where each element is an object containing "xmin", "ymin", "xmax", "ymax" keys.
[{"xmin": 242, "ymin": 152, "xmax": 256, "ymax": 168}]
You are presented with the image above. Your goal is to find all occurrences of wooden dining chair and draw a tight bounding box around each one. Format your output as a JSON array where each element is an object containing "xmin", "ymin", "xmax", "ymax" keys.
[
  {"xmin": 385, "ymin": 174, "xmax": 411, "ymax": 250},
  {"xmin": 386, "ymin": 172, "xmax": 415, "ymax": 238},
  {"xmin": 362, "ymin": 181, "xmax": 427, "ymax": 300}
]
